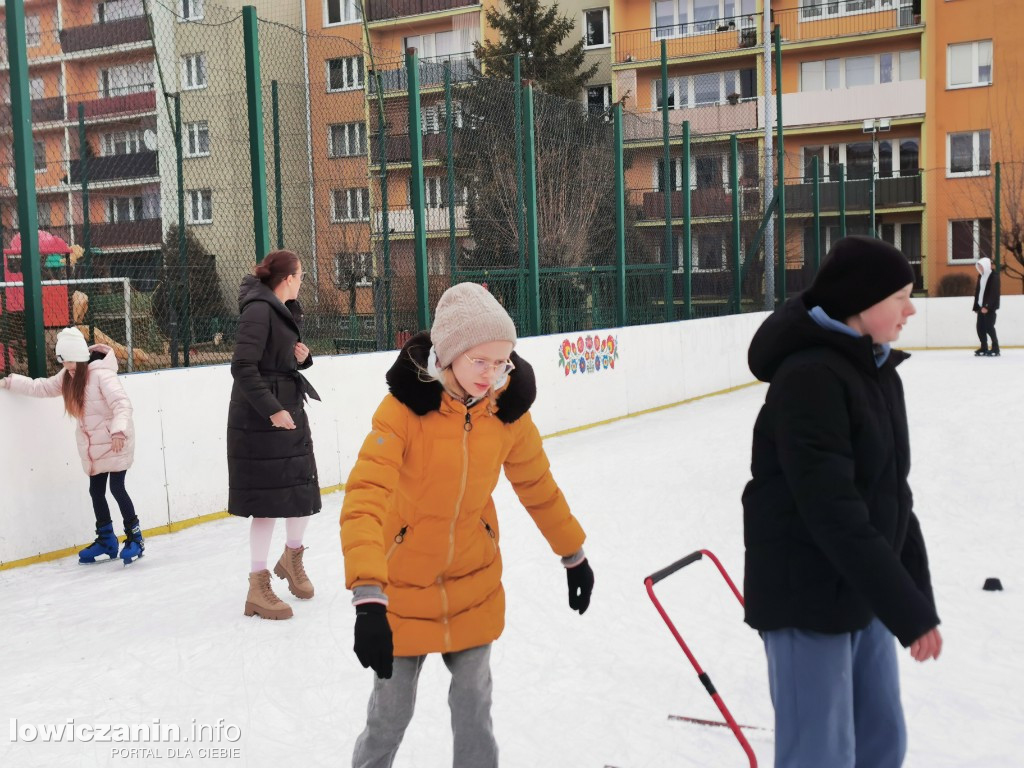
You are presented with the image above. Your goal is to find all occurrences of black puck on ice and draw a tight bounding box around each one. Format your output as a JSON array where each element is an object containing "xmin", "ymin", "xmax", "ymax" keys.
[{"xmin": 983, "ymin": 578, "xmax": 1003, "ymax": 591}]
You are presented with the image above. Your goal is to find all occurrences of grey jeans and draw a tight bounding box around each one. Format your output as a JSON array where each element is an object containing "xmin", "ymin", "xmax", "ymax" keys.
[{"xmin": 352, "ymin": 643, "xmax": 498, "ymax": 768}]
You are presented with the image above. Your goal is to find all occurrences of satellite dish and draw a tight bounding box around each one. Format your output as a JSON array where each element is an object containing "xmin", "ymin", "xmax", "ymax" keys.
[{"xmin": 143, "ymin": 129, "xmax": 157, "ymax": 151}]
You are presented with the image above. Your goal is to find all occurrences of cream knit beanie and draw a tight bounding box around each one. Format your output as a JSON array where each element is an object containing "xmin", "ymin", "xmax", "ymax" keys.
[
  {"xmin": 55, "ymin": 326, "xmax": 90, "ymax": 363},
  {"xmin": 431, "ymin": 283, "xmax": 517, "ymax": 368}
]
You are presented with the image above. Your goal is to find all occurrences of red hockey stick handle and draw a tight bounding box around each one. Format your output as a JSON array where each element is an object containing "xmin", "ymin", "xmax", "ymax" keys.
[{"xmin": 645, "ymin": 550, "xmax": 703, "ymax": 585}]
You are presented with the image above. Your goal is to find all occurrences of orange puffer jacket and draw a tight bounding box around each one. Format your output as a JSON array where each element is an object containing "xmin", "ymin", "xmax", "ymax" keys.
[{"xmin": 341, "ymin": 333, "xmax": 586, "ymax": 656}]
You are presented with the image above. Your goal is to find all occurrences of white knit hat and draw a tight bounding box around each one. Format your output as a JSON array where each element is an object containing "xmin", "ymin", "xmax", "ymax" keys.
[
  {"xmin": 55, "ymin": 326, "xmax": 90, "ymax": 363},
  {"xmin": 431, "ymin": 283, "xmax": 517, "ymax": 368}
]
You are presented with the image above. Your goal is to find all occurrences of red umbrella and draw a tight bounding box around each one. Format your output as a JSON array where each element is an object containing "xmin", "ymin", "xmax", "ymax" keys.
[{"xmin": 4, "ymin": 230, "xmax": 72, "ymax": 256}]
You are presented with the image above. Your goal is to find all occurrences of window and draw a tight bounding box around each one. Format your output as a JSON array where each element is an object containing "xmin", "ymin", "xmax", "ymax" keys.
[
  {"xmin": 899, "ymin": 50, "xmax": 920, "ymax": 81},
  {"xmin": 799, "ymin": 0, "xmax": 896, "ymax": 19},
  {"xmin": 803, "ymin": 140, "xmax": 920, "ymax": 181},
  {"xmin": 180, "ymin": 0, "xmax": 204, "ymax": 21},
  {"xmin": 948, "ymin": 130, "xmax": 990, "ymax": 176},
  {"xmin": 332, "ymin": 188, "xmax": 369, "ymax": 221},
  {"xmin": 428, "ymin": 247, "xmax": 449, "ymax": 277},
  {"xmin": 845, "ymin": 142, "xmax": 874, "ymax": 180},
  {"xmin": 101, "ymin": 131, "xmax": 142, "ymax": 156},
  {"xmin": 948, "ymin": 219, "xmax": 992, "ymax": 263},
  {"xmin": 329, "ymin": 122, "xmax": 365, "ymax": 157},
  {"xmin": 334, "ymin": 252, "xmax": 371, "ymax": 287},
  {"xmin": 181, "ymin": 54, "xmax": 208, "ymax": 90},
  {"xmin": 654, "ymin": 69, "xmax": 751, "ymax": 109},
  {"xmin": 587, "ymin": 84, "xmax": 612, "ymax": 116},
  {"xmin": 584, "ymin": 9, "xmax": 609, "ymax": 48},
  {"xmin": 33, "ymin": 140, "xmax": 46, "ymax": 172},
  {"xmin": 694, "ymin": 232, "xmax": 727, "ymax": 271},
  {"xmin": 37, "ymin": 201, "xmax": 53, "ymax": 228},
  {"xmin": 948, "ymin": 41, "xmax": 993, "ymax": 88},
  {"xmin": 800, "ymin": 51, "xmax": 918, "ymax": 91},
  {"xmin": 800, "ymin": 59, "xmax": 839, "ymax": 92},
  {"xmin": 405, "ymin": 30, "xmax": 472, "ymax": 60},
  {"xmin": 324, "ymin": 0, "xmax": 361, "ymax": 25},
  {"xmin": 845, "ymin": 56, "xmax": 875, "ymax": 88},
  {"xmin": 656, "ymin": 158, "xmax": 685, "ymax": 192},
  {"xmin": 187, "ymin": 189, "xmax": 213, "ymax": 224},
  {"xmin": 185, "ymin": 121, "xmax": 210, "ymax": 157},
  {"xmin": 899, "ymin": 139, "xmax": 919, "ymax": 175},
  {"xmin": 327, "ymin": 57, "xmax": 363, "ymax": 92},
  {"xmin": 105, "ymin": 196, "xmax": 144, "ymax": 223},
  {"xmin": 654, "ymin": 0, "xmax": 756, "ymax": 39},
  {"xmin": 99, "ymin": 63, "xmax": 155, "ymax": 98},
  {"xmin": 25, "ymin": 15, "xmax": 42, "ymax": 47},
  {"xmin": 29, "ymin": 77, "xmax": 45, "ymax": 100},
  {"xmin": 97, "ymin": 0, "xmax": 144, "ymax": 22}
]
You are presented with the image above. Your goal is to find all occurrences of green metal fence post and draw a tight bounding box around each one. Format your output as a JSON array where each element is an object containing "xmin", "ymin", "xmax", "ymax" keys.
[
  {"xmin": 7, "ymin": 0, "xmax": 45, "ymax": 376},
  {"xmin": 812, "ymin": 156, "xmax": 822, "ymax": 271},
  {"xmin": 513, "ymin": 54, "xmax": 526, "ymax": 330},
  {"xmin": 374, "ymin": 71, "xmax": 393, "ymax": 347},
  {"xmin": 406, "ymin": 48, "xmax": 430, "ymax": 330},
  {"xmin": 174, "ymin": 94, "xmax": 190, "ymax": 367},
  {"xmin": 271, "ymin": 79, "xmax": 284, "ymax": 250},
  {"xmin": 869, "ymin": 170, "xmax": 876, "ymax": 237},
  {"xmin": 444, "ymin": 63, "xmax": 456, "ymax": 277},
  {"xmin": 77, "ymin": 104, "xmax": 94, "ymax": 344},
  {"xmin": 682, "ymin": 120, "xmax": 692, "ymax": 320},
  {"xmin": 839, "ymin": 163, "xmax": 847, "ymax": 238},
  {"xmin": 995, "ymin": 162, "xmax": 1002, "ymax": 270},
  {"xmin": 613, "ymin": 104, "xmax": 627, "ymax": 327},
  {"xmin": 522, "ymin": 83, "xmax": 541, "ymax": 336},
  {"xmin": 731, "ymin": 134, "xmax": 741, "ymax": 311},
  {"xmin": 660, "ymin": 39, "xmax": 674, "ymax": 322},
  {"xmin": 242, "ymin": 5, "xmax": 271, "ymax": 262},
  {"xmin": 773, "ymin": 25, "xmax": 786, "ymax": 306}
]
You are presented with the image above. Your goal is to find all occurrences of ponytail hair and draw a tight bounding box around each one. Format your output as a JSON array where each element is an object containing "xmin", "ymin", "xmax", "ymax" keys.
[
  {"xmin": 61, "ymin": 361, "xmax": 89, "ymax": 419},
  {"xmin": 253, "ymin": 250, "xmax": 300, "ymax": 290}
]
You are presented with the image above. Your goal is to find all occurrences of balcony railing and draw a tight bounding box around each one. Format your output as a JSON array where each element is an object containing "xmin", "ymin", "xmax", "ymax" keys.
[
  {"xmin": 634, "ymin": 185, "xmax": 762, "ymax": 221},
  {"xmin": 623, "ymin": 100, "xmax": 759, "ymax": 142},
  {"xmin": 773, "ymin": 1, "xmax": 920, "ymax": 45},
  {"xmin": 614, "ymin": 14, "xmax": 760, "ymax": 65},
  {"xmin": 75, "ymin": 219, "xmax": 163, "ymax": 249},
  {"xmin": 66, "ymin": 90, "xmax": 157, "ymax": 121},
  {"xmin": 369, "ymin": 55, "xmax": 477, "ymax": 95},
  {"xmin": 59, "ymin": 16, "xmax": 151, "ymax": 54},
  {"xmin": 366, "ymin": 0, "xmax": 479, "ymax": 23},
  {"xmin": 0, "ymin": 97, "xmax": 65, "ymax": 128},
  {"xmin": 370, "ymin": 132, "xmax": 461, "ymax": 165},
  {"xmin": 787, "ymin": 173, "xmax": 921, "ymax": 211},
  {"xmin": 69, "ymin": 151, "xmax": 158, "ymax": 184}
]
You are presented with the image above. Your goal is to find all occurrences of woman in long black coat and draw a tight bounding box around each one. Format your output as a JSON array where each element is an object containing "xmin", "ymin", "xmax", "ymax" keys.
[{"xmin": 228, "ymin": 249, "xmax": 321, "ymax": 620}]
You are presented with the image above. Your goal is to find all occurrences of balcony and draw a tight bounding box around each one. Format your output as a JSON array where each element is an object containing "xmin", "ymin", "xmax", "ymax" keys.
[
  {"xmin": 773, "ymin": 1, "xmax": 920, "ymax": 46},
  {"xmin": 74, "ymin": 219, "xmax": 163, "ymax": 249},
  {"xmin": 786, "ymin": 174, "xmax": 922, "ymax": 211},
  {"xmin": 366, "ymin": 0, "xmax": 479, "ymax": 23},
  {"xmin": 69, "ymin": 151, "xmax": 158, "ymax": 184},
  {"xmin": 373, "ymin": 205, "xmax": 468, "ymax": 234},
  {"xmin": 781, "ymin": 80, "xmax": 924, "ymax": 127},
  {"xmin": 66, "ymin": 90, "xmax": 157, "ymax": 122},
  {"xmin": 635, "ymin": 186, "xmax": 762, "ymax": 221},
  {"xmin": 0, "ymin": 97, "xmax": 65, "ymax": 129},
  {"xmin": 369, "ymin": 55, "xmax": 476, "ymax": 95},
  {"xmin": 614, "ymin": 14, "xmax": 760, "ymax": 66},
  {"xmin": 370, "ymin": 132, "xmax": 461, "ymax": 165},
  {"xmin": 623, "ymin": 100, "xmax": 759, "ymax": 142},
  {"xmin": 59, "ymin": 16, "xmax": 151, "ymax": 54}
]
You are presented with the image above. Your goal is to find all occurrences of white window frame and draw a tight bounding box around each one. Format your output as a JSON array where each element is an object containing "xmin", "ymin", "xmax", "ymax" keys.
[
  {"xmin": 946, "ymin": 130, "xmax": 990, "ymax": 178},
  {"xmin": 329, "ymin": 122, "xmax": 366, "ymax": 157},
  {"xmin": 802, "ymin": 139, "xmax": 918, "ymax": 179},
  {"xmin": 100, "ymin": 130, "xmax": 143, "ymax": 156},
  {"xmin": 187, "ymin": 189, "xmax": 213, "ymax": 224},
  {"xmin": 326, "ymin": 57, "xmax": 364, "ymax": 92},
  {"xmin": 799, "ymin": 50, "xmax": 919, "ymax": 92},
  {"xmin": 334, "ymin": 252, "xmax": 371, "ymax": 287},
  {"xmin": 323, "ymin": 0, "xmax": 361, "ymax": 26},
  {"xmin": 181, "ymin": 53, "xmax": 208, "ymax": 91},
  {"xmin": 104, "ymin": 195, "xmax": 145, "ymax": 223},
  {"xmin": 33, "ymin": 140, "xmax": 46, "ymax": 173},
  {"xmin": 652, "ymin": 1, "xmax": 757, "ymax": 41},
  {"xmin": 947, "ymin": 218, "xmax": 992, "ymax": 264},
  {"xmin": 799, "ymin": 0, "xmax": 901, "ymax": 22},
  {"xmin": 652, "ymin": 70, "xmax": 743, "ymax": 111},
  {"xmin": 332, "ymin": 188, "xmax": 370, "ymax": 222},
  {"xmin": 184, "ymin": 121, "xmax": 210, "ymax": 158},
  {"xmin": 25, "ymin": 15, "xmax": 42, "ymax": 48},
  {"xmin": 179, "ymin": 0, "xmax": 205, "ymax": 22},
  {"xmin": 947, "ymin": 40, "xmax": 993, "ymax": 89},
  {"xmin": 583, "ymin": 8, "xmax": 610, "ymax": 49}
]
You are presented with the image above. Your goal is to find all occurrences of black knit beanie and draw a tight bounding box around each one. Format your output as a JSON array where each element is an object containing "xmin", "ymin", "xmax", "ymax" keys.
[{"xmin": 804, "ymin": 236, "xmax": 915, "ymax": 320}]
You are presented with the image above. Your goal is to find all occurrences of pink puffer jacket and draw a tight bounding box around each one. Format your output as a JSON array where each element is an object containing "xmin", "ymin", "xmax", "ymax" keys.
[{"xmin": 4, "ymin": 345, "xmax": 135, "ymax": 475}]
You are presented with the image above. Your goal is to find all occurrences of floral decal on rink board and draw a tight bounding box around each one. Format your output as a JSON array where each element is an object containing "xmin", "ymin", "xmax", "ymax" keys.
[{"xmin": 558, "ymin": 334, "xmax": 619, "ymax": 376}]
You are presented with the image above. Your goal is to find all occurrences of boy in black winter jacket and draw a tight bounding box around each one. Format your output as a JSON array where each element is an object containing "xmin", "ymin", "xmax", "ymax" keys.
[
  {"xmin": 743, "ymin": 236, "xmax": 941, "ymax": 768},
  {"xmin": 973, "ymin": 256, "xmax": 1000, "ymax": 356}
]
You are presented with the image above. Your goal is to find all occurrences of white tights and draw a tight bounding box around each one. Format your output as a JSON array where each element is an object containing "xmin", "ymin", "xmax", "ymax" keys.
[{"xmin": 249, "ymin": 517, "xmax": 309, "ymax": 573}]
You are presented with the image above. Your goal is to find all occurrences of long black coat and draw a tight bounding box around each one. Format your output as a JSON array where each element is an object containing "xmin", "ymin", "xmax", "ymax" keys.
[
  {"xmin": 973, "ymin": 270, "xmax": 1000, "ymax": 312},
  {"xmin": 742, "ymin": 298, "xmax": 939, "ymax": 647},
  {"xmin": 227, "ymin": 275, "xmax": 321, "ymax": 518}
]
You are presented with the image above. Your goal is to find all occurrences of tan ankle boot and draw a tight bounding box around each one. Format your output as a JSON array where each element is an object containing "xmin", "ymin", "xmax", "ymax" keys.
[
  {"xmin": 274, "ymin": 545, "xmax": 314, "ymax": 599},
  {"xmin": 244, "ymin": 569, "xmax": 293, "ymax": 620}
]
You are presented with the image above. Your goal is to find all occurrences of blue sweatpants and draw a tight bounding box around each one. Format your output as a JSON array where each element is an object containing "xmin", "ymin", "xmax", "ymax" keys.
[{"xmin": 763, "ymin": 618, "xmax": 907, "ymax": 768}]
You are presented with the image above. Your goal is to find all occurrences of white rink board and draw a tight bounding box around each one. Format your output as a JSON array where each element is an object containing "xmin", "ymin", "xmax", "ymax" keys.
[{"xmin": 0, "ymin": 295, "xmax": 1019, "ymax": 565}]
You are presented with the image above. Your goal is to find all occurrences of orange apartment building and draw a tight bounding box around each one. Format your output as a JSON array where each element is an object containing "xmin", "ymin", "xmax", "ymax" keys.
[{"xmin": 1, "ymin": 0, "xmax": 162, "ymax": 286}]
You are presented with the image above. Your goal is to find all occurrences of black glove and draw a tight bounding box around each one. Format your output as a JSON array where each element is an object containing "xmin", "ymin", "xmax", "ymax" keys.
[
  {"xmin": 354, "ymin": 603, "xmax": 393, "ymax": 679},
  {"xmin": 566, "ymin": 558, "xmax": 594, "ymax": 614}
]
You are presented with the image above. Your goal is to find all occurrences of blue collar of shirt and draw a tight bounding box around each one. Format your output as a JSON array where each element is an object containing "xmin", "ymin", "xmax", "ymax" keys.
[{"xmin": 808, "ymin": 305, "xmax": 891, "ymax": 368}]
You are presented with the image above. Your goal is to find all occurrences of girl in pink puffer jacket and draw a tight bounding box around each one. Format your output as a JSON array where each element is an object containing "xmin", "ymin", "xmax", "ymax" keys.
[{"xmin": 0, "ymin": 327, "xmax": 144, "ymax": 564}]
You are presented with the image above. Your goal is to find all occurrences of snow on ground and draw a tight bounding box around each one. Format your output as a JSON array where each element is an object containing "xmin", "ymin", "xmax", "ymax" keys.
[{"xmin": 1, "ymin": 349, "xmax": 1021, "ymax": 768}]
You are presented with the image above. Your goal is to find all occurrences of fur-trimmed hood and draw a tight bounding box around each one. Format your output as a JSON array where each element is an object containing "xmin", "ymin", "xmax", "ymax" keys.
[{"xmin": 385, "ymin": 331, "xmax": 536, "ymax": 423}]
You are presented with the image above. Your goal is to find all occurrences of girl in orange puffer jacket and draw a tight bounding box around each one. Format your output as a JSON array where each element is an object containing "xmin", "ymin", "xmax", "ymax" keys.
[{"xmin": 341, "ymin": 283, "xmax": 593, "ymax": 768}]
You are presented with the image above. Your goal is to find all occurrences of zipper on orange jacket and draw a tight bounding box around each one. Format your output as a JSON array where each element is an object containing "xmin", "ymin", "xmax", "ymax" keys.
[
  {"xmin": 440, "ymin": 407, "xmax": 473, "ymax": 651},
  {"xmin": 385, "ymin": 525, "xmax": 408, "ymax": 561}
]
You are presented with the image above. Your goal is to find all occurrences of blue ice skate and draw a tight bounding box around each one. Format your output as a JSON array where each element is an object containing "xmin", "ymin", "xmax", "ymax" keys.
[
  {"xmin": 120, "ymin": 524, "xmax": 145, "ymax": 566},
  {"xmin": 79, "ymin": 523, "xmax": 119, "ymax": 564}
]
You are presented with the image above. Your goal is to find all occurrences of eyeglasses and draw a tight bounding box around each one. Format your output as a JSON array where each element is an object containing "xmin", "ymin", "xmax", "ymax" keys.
[
  {"xmin": 292, "ymin": 272, "xmax": 305, "ymax": 282},
  {"xmin": 463, "ymin": 354, "xmax": 515, "ymax": 377}
]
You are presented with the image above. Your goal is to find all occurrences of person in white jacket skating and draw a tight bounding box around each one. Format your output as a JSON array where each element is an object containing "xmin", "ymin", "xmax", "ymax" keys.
[{"xmin": 1, "ymin": 327, "xmax": 143, "ymax": 564}]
